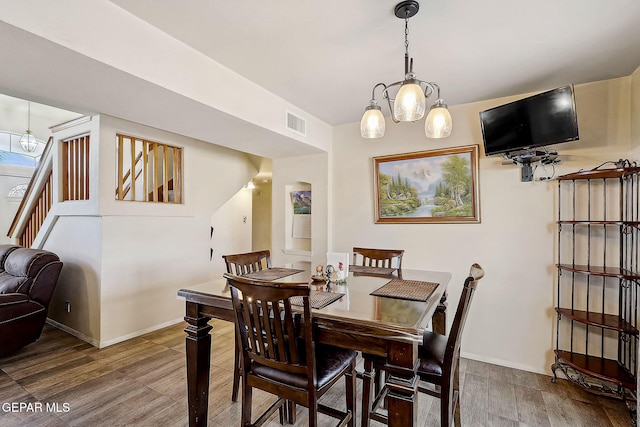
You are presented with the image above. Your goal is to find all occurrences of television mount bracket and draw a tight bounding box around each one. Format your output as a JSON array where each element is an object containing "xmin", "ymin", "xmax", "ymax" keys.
[{"xmin": 503, "ymin": 149, "xmax": 559, "ymax": 182}]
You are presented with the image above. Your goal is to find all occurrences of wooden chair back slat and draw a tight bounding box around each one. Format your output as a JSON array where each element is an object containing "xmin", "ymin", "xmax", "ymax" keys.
[
  {"xmin": 353, "ymin": 247, "xmax": 404, "ymax": 269},
  {"xmin": 223, "ymin": 250, "xmax": 272, "ymax": 275}
]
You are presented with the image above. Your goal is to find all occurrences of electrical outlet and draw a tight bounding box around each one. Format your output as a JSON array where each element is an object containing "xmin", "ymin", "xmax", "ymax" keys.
[{"xmin": 64, "ymin": 301, "xmax": 71, "ymax": 313}]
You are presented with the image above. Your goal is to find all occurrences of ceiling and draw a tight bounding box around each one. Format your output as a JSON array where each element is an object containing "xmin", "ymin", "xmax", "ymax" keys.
[
  {"xmin": 106, "ymin": 0, "xmax": 640, "ymax": 126},
  {"xmin": 0, "ymin": 0, "xmax": 639, "ymax": 157}
]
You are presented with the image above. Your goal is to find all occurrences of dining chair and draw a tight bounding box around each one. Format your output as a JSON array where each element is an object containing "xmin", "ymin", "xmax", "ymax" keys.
[
  {"xmin": 222, "ymin": 249, "xmax": 272, "ymax": 402},
  {"xmin": 352, "ymin": 247, "xmax": 404, "ymax": 269},
  {"xmin": 225, "ymin": 273, "xmax": 357, "ymax": 427},
  {"xmin": 363, "ymin": 263, "xmax": 484, "ymax": 427}
]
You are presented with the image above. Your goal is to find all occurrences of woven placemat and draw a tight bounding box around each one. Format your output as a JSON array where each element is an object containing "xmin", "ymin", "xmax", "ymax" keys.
[
  {"xmin": 289, "ymin": 291, "xmax": 345, "ymax": 310},
  {"xmin": 242, "ymin": 267, "xmax": 304, "ymax": 281},
  {"xmin": 370, "ymin": 279, "xmax": 439, "ymax": 302},
  {"xmin": 349, "ymin": 265, "xmax": 397, "ymax": 275}
]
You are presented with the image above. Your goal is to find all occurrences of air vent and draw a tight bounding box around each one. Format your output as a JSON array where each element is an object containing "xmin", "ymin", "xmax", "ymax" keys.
[{"xmin": 286, "ymin": 111, "xmax": 306, "ymax": 137}]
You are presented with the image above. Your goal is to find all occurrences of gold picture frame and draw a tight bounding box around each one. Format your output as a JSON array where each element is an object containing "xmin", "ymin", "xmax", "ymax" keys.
[{"xmin": 373, "ymin": 145, "xmax": 480, "ymax": 224}]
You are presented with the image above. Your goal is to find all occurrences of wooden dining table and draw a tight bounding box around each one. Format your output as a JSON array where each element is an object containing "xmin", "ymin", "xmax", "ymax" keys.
[{"xmin": 177, "ymin": 263, "xmax": 451, "ymax": 427}]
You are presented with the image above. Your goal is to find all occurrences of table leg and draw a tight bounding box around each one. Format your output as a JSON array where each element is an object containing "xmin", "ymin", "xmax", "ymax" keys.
[
  {"xmin": 385, "ymin": 341, "xmax": 419, "ymax": 427},
  {"xmin": 184, "ymin": 302, "xmax": 213, "ymax": 427},
  {"xmin": 361, "ymin": 358, "xmax": 374, "ymax": 427}
]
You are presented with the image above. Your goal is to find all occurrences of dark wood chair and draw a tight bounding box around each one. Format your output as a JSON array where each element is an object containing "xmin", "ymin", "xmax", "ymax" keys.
[
  {"xmin": 223, "ymin": 249, "xmax": 272, "ymax": 276},
  {"xmin": 363, "ymin": 263, "xmax": 484, "ymax": 427},
  {"xmin": 222, "ymin": 250, "xmax": 272, "ymax": 402},
  {"xmin": 352, "ymin": 247, "xmax": 404, "ymax": 269},
  {"xmin": 225, "ymin": 273, "xmax": 357, "ymax": 427}
]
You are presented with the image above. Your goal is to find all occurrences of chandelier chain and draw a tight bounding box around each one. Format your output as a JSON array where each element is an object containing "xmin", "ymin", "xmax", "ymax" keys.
[{"xmin": 404, "ymin": 16, "xmax": 409, "ymax": 56}]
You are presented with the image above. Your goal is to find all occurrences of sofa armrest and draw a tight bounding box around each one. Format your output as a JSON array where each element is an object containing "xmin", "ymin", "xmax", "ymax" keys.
[
  {"xmin": 0, "ymin": 293, "xmax": 30, "ymax": 306},
  {"xmin": 0, "ymin": 293, "xmax": 45, "ymax": 324},
  {"xmin": 29, "ymin": 261, "xmax": 63, "ymax": 307}
]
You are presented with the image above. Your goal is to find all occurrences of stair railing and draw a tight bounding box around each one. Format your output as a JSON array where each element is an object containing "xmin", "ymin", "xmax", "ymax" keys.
[{"xmin": 7, "ymin": 136, "xmax": 54, "ymax": 246}]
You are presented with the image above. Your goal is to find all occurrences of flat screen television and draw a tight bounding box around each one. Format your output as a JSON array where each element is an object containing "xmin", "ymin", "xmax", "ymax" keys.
[{"xmin": 479, "ymin": 85, "xmax": 579, "ymax": 156}]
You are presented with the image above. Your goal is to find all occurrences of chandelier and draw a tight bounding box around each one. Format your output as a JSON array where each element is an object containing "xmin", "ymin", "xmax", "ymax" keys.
[
  {"xmin": 19, "ymin": 101, "xmax": 38, "ymax": 152},
  {"xmin": 360, "ymin": 1, "xmax": 452, "ymax": 139}
]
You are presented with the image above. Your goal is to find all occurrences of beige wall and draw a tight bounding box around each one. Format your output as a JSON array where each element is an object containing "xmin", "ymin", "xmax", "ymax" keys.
[{"xmin": 330, "ymin": 77, "xmax": 633, "ymax": 374}]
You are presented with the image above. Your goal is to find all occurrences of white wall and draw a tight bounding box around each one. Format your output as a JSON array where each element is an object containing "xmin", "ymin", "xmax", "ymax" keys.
[
  {"xmin": 330, "ymin": 77, "xmax": 633, "ymax": 375},
  {"xmin": 631, "ymin": 64, "xmax": 640, "ymax": 403},
  {"xmin": 631, "ymin": 66, "xmax": 640, "ymax": 159},
  {"xmin": 43, "ymin": 114, "xmax": 258, "ymax": 346},
  {"xmin": 272, "ymin": 152, "xmax": 330, "ymax": 268},
  {"xmin": 252, "ymin": 181, "xmax": 272, "ymax": 253},
  {"xmin": 45, "ymin": 216, "xmax": 102, "ymax": 345},
  {"xmin": 211, "ymin": 188, "xmax": 253, "ymax": 279}
]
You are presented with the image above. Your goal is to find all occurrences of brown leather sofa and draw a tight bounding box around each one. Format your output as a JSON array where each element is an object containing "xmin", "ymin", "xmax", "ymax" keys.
[{"xmin": 0, "ymin": 244, "xmax": 63, "ymax": 356}]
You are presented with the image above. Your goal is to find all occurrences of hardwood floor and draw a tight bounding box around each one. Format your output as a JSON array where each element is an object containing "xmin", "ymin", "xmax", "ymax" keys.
[{"xmin": 0, "ymin": 321, "xmax": 633, "ymax": 426}]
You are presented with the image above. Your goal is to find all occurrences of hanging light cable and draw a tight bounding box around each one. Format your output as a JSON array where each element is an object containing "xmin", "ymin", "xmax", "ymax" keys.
[{"xmin": 360, "ymin": 1, "xmax": 452, "ymax": 139}]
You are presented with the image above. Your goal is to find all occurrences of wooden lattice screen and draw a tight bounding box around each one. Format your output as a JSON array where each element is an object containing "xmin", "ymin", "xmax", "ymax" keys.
[
  {"xmin": 62, "ymin": 134, "xmax": 90, "ymax": 201},
  {"xmin": 115, "ymin": 134, "xmax": 182, "ymax": 203}
]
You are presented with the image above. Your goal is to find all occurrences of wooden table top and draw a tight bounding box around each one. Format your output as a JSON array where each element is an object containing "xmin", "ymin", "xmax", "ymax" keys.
[{"xmin": 178, "ymin": 262, "xmax": 451, "ymax": 340}]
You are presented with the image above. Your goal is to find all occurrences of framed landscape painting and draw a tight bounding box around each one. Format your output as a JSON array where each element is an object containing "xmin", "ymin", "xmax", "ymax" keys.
[{"xmin": 373, "ymin": 145, "xmax": 480, "ymax": 224}]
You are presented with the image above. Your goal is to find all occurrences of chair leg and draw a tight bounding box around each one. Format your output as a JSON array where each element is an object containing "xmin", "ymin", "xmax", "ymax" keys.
[
  {"xmin": 308, "ymin": 394, "xmax": 318, "ymax": 427},
  {"xmin": 287, "ymin": 400, "xmax": 296, "ymax": 424},
  {"xmin": 453, "ymin": 358, "xmax": 461, "ymax": 426},
  {"xmin": 346, "ymin": 360, "xmax": 356, "ymax": 427},
  {"xmin": 278, "ymin": 404, "xmax": 284, "ymax": 425},
  {"xmin": 373, "ymin": 368, "xmax": 382, "ymax": 397},
  {"xmin": 232, "ymin": 335, "xmax": 241, "ymax": 402},
  {"xmin": 241, "ymin": 380, "xmax": 252, "ymax": 426},
  {"xmin": 373, "ymin": 361, "xmax": 386, "ymax": 408},
  {"xmin": 361, "ymin": 358, "xmax": 374, "ymax": 427},
  {"xmin": 440, "ymin": 382, "xmax": 453, "ymax": 427}
]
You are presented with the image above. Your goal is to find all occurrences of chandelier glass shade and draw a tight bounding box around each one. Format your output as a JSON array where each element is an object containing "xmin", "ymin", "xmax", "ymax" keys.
[
  {"xmin": 361, "ymin": 1, "xmax": 452, "ymax": 139},
  {"xmin": 19, "ymin": 131, "xmax": 37, "ymax": 153},
  {"xmin": 19, "ymin": 101, "xmax": 38, "ymax": 152},
  {"xmin": 393, "ymin": 77, "xmax": 426, "ymax": 122},
  {"xmin": 425, "ymin": 99, "xmax": 453, "ymax": 138},
  {"xmin": 360, "ymin": 101, "xmax": 385, "ymax": 138}
]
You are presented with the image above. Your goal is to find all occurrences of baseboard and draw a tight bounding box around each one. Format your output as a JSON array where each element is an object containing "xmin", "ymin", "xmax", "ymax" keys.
[
  {"xmin": 46, "ymin": 318, "xmax": 100, "ymax": 348},
  {"xmin": 97, "ymin": 317, "xmax": 185, "ymax": 348},
  {"xmin": 460, "ymin": 351, "xmax": 552, "ymax": 376},
  {"xmin": 46, "ymin": 317, "xmax": 185, "ymax": 349}
]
